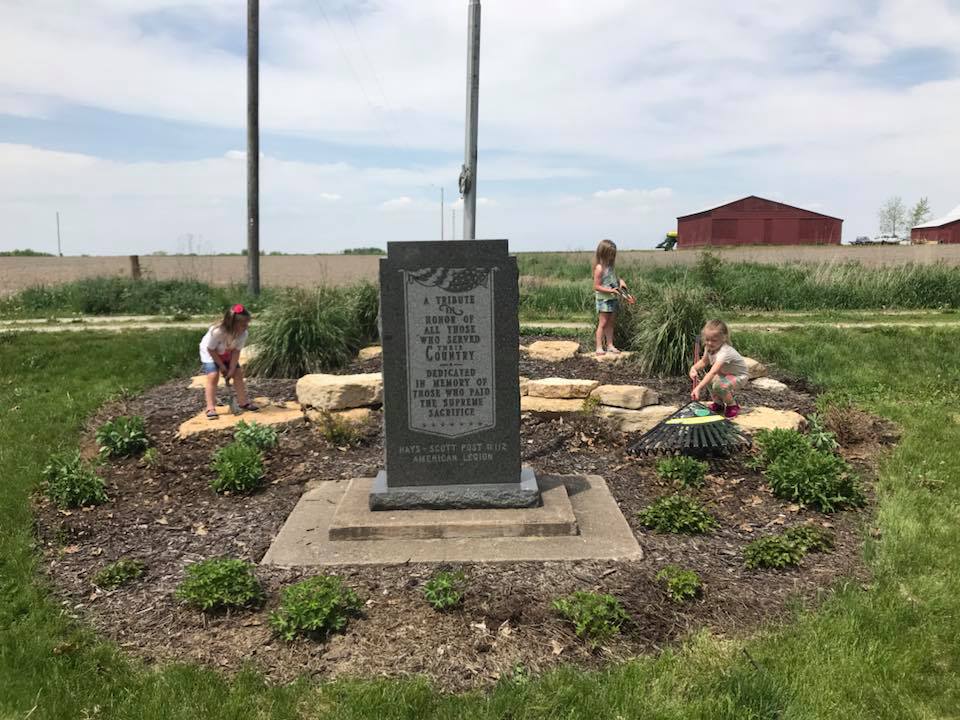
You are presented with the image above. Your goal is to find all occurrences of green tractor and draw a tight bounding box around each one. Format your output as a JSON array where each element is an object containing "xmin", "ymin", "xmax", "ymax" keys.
[{"xmin": 656, "ymin": 231, "xmax": 678, "ymax": 250}]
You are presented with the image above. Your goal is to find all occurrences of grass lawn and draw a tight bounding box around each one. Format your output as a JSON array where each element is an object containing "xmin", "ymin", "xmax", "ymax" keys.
[{"xmin": 2, "ymin": 327, "xmax": 959, "ymax": 718}]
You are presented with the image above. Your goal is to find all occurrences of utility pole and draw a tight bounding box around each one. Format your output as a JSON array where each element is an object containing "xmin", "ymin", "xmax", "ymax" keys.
[
  {"xmin": 459, "ymin": 0, "xmax": 481, "ymax": 240},
  {"xmin": 55, "ymin": 211, "xmax": 62, "ymax": 256},
  {"xmin": 452, "ymin": 209, "xmax": 457, "ymax": 240},
  {"xmin": 246, "ymin": 0, "xmax": 261, "ymax": 294},
  {"xmin": 441, "ymin": 187, "xmax": 445, "ymax": 240}
]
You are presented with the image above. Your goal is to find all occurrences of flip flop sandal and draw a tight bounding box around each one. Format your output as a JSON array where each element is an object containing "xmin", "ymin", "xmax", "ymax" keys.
[{"xmin": 206, "ymin": 410, "xmax": 219, "ymax": 420}]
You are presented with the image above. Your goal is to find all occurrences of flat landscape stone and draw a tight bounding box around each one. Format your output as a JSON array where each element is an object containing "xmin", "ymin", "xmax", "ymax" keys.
[
  {"xmin": 586, "ymin": 350, "xmax": 634, "ymax": 364},
  {"xmin": 520, "ymin": 396, "xmax": 585, "ymax": 414},
  {"xmin": 527, "ymin": 377, "xmax": 600, "ymax": 399},
  {"xmin": 744, "ymin": 357, "xmax": 767, "ymax": 379},
  {"xmin": 598, "ymin": 405, "xmax": 678, "ymax": 433},
  {"xmin": 358, "ymin": 345, "xmax": 382, "ymax": 361},
  {"xmin": 306, "ymin": 407, "xmax": 376, "ymax": 426},
  {"xmin": 177, "ymin": 399, "xmax": 303, "ymax": 438},
  {"xmin": 261, "ymin": 474, "xmax": 642, "ymax": 565},
  {"xmin": 751, "ymin": 377, "xmax": 789, "ymax": 393},
  {"xmin": 188, "ymin": 374, "xmax": 224, "ymax": 389},
  {"xmin": 732, "ymin": 406, "xmax": 805, "ymax": 432},
  {"xmin": 296, "ymin": 372, "xmax": 383, "ymax": 411},
  {"xmin": 590, "ymin": 384, "xmax": 659, "ymax": 409},
  {"xmin": 525, "ymin": 340, "xmax": 580, "ymax": 362},
  {"xmin": 518, "ymin": 376, "xmax": 530, "ymax": 396}
]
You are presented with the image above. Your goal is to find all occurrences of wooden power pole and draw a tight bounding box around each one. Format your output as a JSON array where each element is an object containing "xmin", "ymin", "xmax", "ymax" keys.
[{"xmin": 247, "ymin": 0, "xmax": 261, "ymax": 295}]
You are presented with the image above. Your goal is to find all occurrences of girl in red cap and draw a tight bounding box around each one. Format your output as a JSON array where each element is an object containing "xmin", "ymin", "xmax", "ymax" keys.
[{"xmin": 199, "ymin": 304, "xmax": 259, "ymax": 419}]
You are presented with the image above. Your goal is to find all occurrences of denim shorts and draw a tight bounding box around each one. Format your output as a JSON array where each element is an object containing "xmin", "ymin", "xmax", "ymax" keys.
[
  {"xmin": 201, "ymin": 361, "xmax": 221, "ymax": 374},
  {"xmin": 596, "ymin": 297, "xmax": 620, "ymax": 314}
]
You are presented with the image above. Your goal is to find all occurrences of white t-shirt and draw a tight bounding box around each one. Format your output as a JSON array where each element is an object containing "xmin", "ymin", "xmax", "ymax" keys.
[
  {"xmin": 705, "ymin": 343, "xmax": 748, "ymax": 378},
  {"xmin": 199, "ymin": 326, "xmax": 248, "ymax": 364}
]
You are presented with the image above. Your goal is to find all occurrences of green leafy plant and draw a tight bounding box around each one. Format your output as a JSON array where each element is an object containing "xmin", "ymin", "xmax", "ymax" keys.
[
  {"xmin": 752, "ymin": 428, "xmax": 813, "ymax": 467},
  {"xmin": 743, "ymin": 535, "xmax": 805, "ymax": 569},
  {"xmin": 210, "ymin": 441, "xmax": 264, "ymax": 494},
  {"xmin": 552, "ymin": 591, "xmax": 629, "ymax": 646},
  {"xmin": 422, "ymin": 570, "xmax": 466, "ymax": 611},
  {"xmin": 233, "ymin": 420, "xmax": 279, "ymax": 451},
  {"xmin": 655, "ymin": 455, "xmax": 708, "ymax": 488},
  {"xmin": 42, "ymin": 452, "xmax": 108, "ymax": 509},
  {"xmin": 764, "ymin": 448, "xmax": 864, "ymax": 512},
  {"xmin": 806, "ymin": 413, "xmax": 839, "ymax": 453},
  {"xmin": 655, "ymin": 565, "xmax": 702, "ymax": 603},
  {"xmin": 95, "ymin": 415, "xmax": 149, "ymax": 458},
  {"xmin": 637, "ymin": 494, "xmax": 718, "ymax": 534},
  {"xmin": 141, "ymin": 447, "xmax": 160, "ymax": 467},
  {"xmin": 92, "ymin": 558, "xmax": 145, "ymax": 590},
  {"xmin": 174, "ymin": 558, "xmax": 263, "ymax": 611},
  {"xmin": 314, "ymin": 410, "xmax": 364, "ymax": 446},
  {"xmin": 269, "ymin": 575, "xmax": 363, "ymax": 642},
  {"xmin": 783, "ymin": 525, "xmax": 835, "ymax": 553}
]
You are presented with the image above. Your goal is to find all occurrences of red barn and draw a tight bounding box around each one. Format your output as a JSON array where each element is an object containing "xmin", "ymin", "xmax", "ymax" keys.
[
  {"xmin": 911, "ymin": 205, "xmax": 960, "ymax": 244},
  {"xmin": 676, "ymin": 196, "xmax": 842, "ymax": 248}
]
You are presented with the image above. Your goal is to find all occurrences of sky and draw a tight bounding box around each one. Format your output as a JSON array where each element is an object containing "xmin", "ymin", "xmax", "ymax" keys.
[{"xmin": 1, "ymin": 0, "xmax": 958, "ymax": 256}]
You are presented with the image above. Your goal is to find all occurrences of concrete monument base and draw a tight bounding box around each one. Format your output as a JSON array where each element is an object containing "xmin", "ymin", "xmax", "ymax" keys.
[{"xmin": 368, "ymin": 466, "xmax": 540, "ymax": 511}]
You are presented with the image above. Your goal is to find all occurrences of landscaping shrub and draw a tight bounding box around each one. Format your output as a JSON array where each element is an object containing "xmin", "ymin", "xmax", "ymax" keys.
[
  {"xmin": 96, "ymin": 415, "xmax": 149, "ymax": 458},
  {"xmin": 422, "ymin": 570, "xmax": 466, "ymax": 611},
  {"xmin": 743, "ymin": 535, "xmax": 805, "ymax": 569},
  {"xmin": 655, "ymin": 455, "xmax": 708, "ymax": 488},
  {"xmin": 752, "ymin": 428, "xmax": 813, "ymax": 467},
  {"xmin": 233, "ymin": 420, "xmax": 278, "ymax": 451},
  {"xmin": 92, "ymin": 558, "xmax": 145, "ymax": 590},
  {"xmin": 42, "ymin": 452, "xmax": 108, "ymax": 509},
  {"xmin": 637, "ymin": 494, "xmax": 718, "ymax": 534},
  {"xmin": 210, "ymin": 442, "xmax": 264, "ymax": 494},
  {"xmin": 175, "ymin": 558, "xmax": 263, "ymax": 611},
  {"xmin": 247, "ymin": 285, "xmax": 378, "ymax": 378},
  {"xmin": 628, "ymin": 284, "xmax": 710, "ymax": 376},
  {"xmin": 655, "ymin": 565, "xmax": 702, "ymax": 603},
  {"xmin": 806, "ymin": 414, "xmax": 839, "ymax": 453},
  {"xmin": 783, "ymin": 525, "xmax": 835, "ymax": 553},
  {"xmin": 764, "ymin": 447, "xmax": 864, "ymax": 512},
  {"xmin": 269, "ymin": 575, "xmax": 363, "ymax": 641},
  {"xmin": 552, "ymin": 591, "xmax": 629, "ymax": 646},
  {"xmin": 314, "ymin": 410, "xmax": 365, "ymax": 446}
]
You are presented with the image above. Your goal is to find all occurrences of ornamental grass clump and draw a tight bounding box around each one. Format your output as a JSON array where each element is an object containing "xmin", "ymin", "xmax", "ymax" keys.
[
  {"xmin": 552, "ymin": 591, "xmax": 629, "ymax": 646},
  {"xmin": 269, "ymin": 575, "xmax": 363, "ymax": 642},
  {"xmin": 43, "ymin": 451, "xmax": 108, "ymax": 509},
  {"xmin": 655, "ymin": 455, "xmax": 708, "ymax": 488},
  {"xmin": 629, "ymin": 284, "xmax": 710, "ymax": 376},
  {"xmin": 637, "ymin": 494, "xmax": 718, "ymax": 534},
  {"xmin": 655, "ymin": 565, "xmax": 702, "ymax": 603},
  {"xmin": 175, "ymin": 558, "xmax": 263, "ymax": 612},
  {"xmin": 96, "ymin": 415, "xmax": 149, "ymax": 458},
  {"xmin": 210, "ymin": 441, "xmax": 264, "ymax": 494}
]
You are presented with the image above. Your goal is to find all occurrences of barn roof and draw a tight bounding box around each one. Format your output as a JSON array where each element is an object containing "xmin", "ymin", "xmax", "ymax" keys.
[
  {"xmin": 914, "ymin": 204, "xmax": 960, "ymax": 229},
  {"xmin": 677, "ymin": 195, "xmax": 842, "ymax": 221}
]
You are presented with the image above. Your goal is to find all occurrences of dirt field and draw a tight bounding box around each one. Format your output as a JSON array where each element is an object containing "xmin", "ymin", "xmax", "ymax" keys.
[{"xmin": 4, "ymin": 244, "xmax": 960, "ymax": 296}]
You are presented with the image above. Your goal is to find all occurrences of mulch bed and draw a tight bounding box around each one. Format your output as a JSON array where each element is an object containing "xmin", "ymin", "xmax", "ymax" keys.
[{"xmin": 34, "ymin": 337, "xmax": 898, "ymax": 692}]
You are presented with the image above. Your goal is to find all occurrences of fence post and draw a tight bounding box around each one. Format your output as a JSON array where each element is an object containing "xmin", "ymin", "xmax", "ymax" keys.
[{"xmin": 129, "ymin": 255, "xmax": 142, "ymax": 280}]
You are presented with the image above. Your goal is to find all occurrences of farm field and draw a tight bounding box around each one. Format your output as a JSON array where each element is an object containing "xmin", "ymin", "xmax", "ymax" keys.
[{"xmin": 1, "ymin": 325, "xmax": 959, "ymax": 718}]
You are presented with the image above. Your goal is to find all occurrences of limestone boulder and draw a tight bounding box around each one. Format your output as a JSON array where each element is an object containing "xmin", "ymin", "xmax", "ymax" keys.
[
  {"xmin": 587, "ymin": 350, "xmax": 634, "ymax": 364},
  {"xmin": 732, "ymin": 407, "xmax": 805, "ymax": 433},
  {"xmin": 297, "ymin": 372, "xmax": 383, "ymax": 411},
  {"xmin": 358, "ymin": 345, "xmax": 382, "ymax": 361},
  {"xmin": 521, "ymin": 396, "xmax": 585, "ymax": 414},
  {"xmin": 239, "ymin": 344, "xmax": 260, "ymax": 366},
  {"xmin": 744, "ymin": 357, "xmax": 767, "ymax": 379},
  {"xmin": 526, "ymin": 340, "xmax": 581, "ymax": 362},
  {"xmin": 177, "ymin": 399, "xmax": 303, "ymax": 439},
  {"xmin": 598, "ymin": 405, "xmax": 678, "ymax": 434},
  {"xmin": 590, "ymin": 384, "xmax": 659, "ymax": 409},
  {"xmin": 527, "ymin": 377, "xmax": 600, "ymax": 399},
  {"xmin": 750, "ymin": 377, "xmax": 789, "ymax": 393},
  {"xmin": 518, "ymin": 376, "xmax": 530, "ymax": 397},
  {"xmin": 307, "ymin": 407, "xmax": 377, "ymax": 426}
]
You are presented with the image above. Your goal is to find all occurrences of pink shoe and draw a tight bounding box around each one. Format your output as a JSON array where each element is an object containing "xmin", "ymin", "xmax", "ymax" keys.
[
  {"xmin": 724, "ymin": 405, "xmax": 741, "ymax": 419},
  {"xmin": 708, "ymin": 402, "xmax": 724, "ymax": 414}
]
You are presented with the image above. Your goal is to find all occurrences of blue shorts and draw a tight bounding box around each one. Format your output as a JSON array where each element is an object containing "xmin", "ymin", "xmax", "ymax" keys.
[
  {"xmin": 201, "ymin": 362, "xmax": 220, "ymax": 374},
  {"xmin": 596, "ymin": 297, "xmax": 620, "ymax": 314}
]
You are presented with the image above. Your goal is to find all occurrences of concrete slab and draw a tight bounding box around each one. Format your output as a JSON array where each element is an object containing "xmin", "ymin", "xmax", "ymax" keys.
[
  {"xmin": 261, "ymin": 474, "xmax": 642, "ymax": 566},
  {"xmin": 177, "ymin": 398, "xmax": 304, "ymax": 438},
  {"xmin": 329, "ymin": 476, "xmax": 576, "ymax": 540}
]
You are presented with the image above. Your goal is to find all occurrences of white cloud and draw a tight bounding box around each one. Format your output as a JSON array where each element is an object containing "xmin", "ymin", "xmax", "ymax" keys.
[{"xmin": 379, "ymin": 196, "xmax": 414, "ymax": 211}]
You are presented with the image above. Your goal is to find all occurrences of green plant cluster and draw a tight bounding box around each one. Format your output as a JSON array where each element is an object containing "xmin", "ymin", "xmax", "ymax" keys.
[
  {"xmin": 744, "ymin": 525, "xmax": 835, "ymax": 569},
  {"xmin": 655, "ymin": 565, "xmax": 702, "ymax": 603},
  {"xmin": 247, "ymin": 283, "xmax": 379, "ymax": 378},
  {"xmin": 174, "ymin": 558, "xmax": 263, "ymax": 611},
  {"xmin": 637, "ymin": 494, "xmax": 718, "ymax": 534},
  {"xmin": 42, "ymin": 452, "xmax": 108, "ymax": 509},
  {"xmin": 96, "ymin": 415, "xmax": 149, "ymax": 458},
  {"xmin": 210, "ymin": 442, "xmax": 264, "ymax": 494},
  {"xmin": 753, "ymin": 429, "xmax": 864, "ymax": 512},
  {"xmin": 233, "ymin": 420, "xmax": 278, "ymax": 451},
  {"xmin": 422, "ymin": 571, "xmax": 466, "ymax": 611},
  {"xmin": 552, "ymin": 591, "xmax": 629, "ymax": 646},
  {"xmin": 806, "ymin": 413, "xmax": 840, "ymax": 453},
  {"xmin": 314, "ymin": 410, "xmax": 365, "ymax": 446},
  {"xmin": 655, "ymin": 455, "xmax": 709, "ymax": 488},
  {"xmin": 92, "ymin": 558, "xmax": 145, "ymax": 590},
  {"xmin": 269, "ymin": 575, "xmax": 363, "ymax": 641}
]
